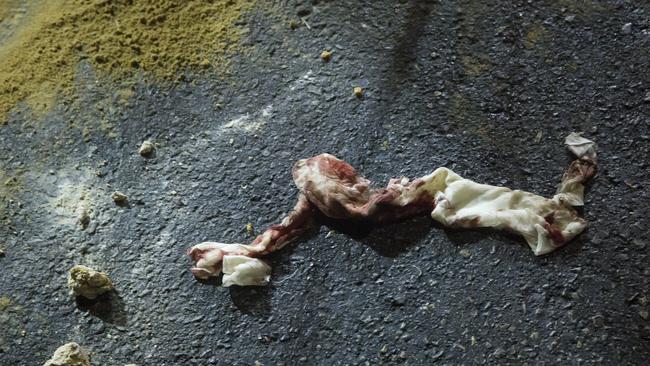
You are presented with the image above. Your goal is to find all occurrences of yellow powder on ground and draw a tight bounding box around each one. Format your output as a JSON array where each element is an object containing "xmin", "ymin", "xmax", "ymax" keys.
[
  {"xmin": 0, "ymin": 1, "xmax": 19, "ymax": 23},
  {"xmin": 0, "ymin": 0, "xmax": 255, "ymax": 122}
]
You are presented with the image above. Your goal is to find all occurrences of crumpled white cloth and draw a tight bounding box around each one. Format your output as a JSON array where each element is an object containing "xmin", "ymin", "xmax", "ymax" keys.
[
  {"xmin": 221, "ymin": 255, "xmax": 271, "ymax": 287},
  {"xmin": 189, "ymin": 133, "xmax": 596, "ymax": 286}
]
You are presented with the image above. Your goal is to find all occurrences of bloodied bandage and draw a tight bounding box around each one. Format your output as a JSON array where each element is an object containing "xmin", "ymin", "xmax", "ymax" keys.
[{"xmin": 188, "ymin": 133, "xmax": 596, "ymax": 286}]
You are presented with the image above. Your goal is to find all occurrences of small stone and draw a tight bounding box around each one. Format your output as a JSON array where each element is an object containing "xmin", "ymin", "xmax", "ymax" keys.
[
  {"xmin": 199, "ymin": 59, "xmax": 211, "ymax": 68},
  {"xmin": 138, "ymin": 140, "xmax": 155, "ymax": 156},
  {"xmin": 565, "ymin": 15, "xmax": 575, "ymax": 22},
  {"xmin": 320, "ymin": 50, "xmax": 332, "ymax": 62},
  {"xmin": 621, "ymin": 23, "xmax": 632, "ymax": 34},
  {"xmin": 0, "ymin": 296, "xmax": 10, "ymax": 310},
  {"xmin": 0, "ymin": 245, "xmax": 5, "ymax": 257},
  {"xmin": 246, "ymin": 223, "xmax": 254, "ymax": 236},
  {"xmin": 43, "ymin": 342, "xmax": 91, "ymax": 366},
  {"xmin": 591, "ymin": 315, "xmax": 605, "ymax": 327},
  {"xmin": 94, "ymin": 54, "xmax": 108, "ymax": 64},
  {"xmin": 68, "ymin": 265, "xmax": 114, "ymax": 300},
  {"xmin": 111, "ymin": 191, "xmax": 128, "ymax": 204},
  {"xmin": 493, "ymin": 347, "xmax": 506, "ymax": 358},
  {"xmin": 643, "ymin": 92, "xmax": 650, "ymax": 103},
  {"xmin": 459, "ymin": 249, "xmax": 471, "ymax": 258},
  {"xmin": 78, "ymin": 206, "xmax": 91, "ymax": 229},
  {"xmin": 640, "ymin": 310, "xmax": 649, "ymax": 320},
  {"xmin": 391, "ymin": 294, "xmax": 406, "ymax": 306},
  {"xmin": 353, "ymin": 86, "xmax": 363, "ymax": 98}
]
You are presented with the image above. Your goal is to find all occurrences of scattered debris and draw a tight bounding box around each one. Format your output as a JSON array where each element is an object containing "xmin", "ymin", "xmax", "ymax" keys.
[
  {"xmin": 0, "ymin": 244, "xmax": 5, "ymax": 257},
  {"xmin": 111, "ymin": 191, "xmax": 128, "ymax": 204},
  {"xmin": 621, "ymin": 23, "xmax": 632, "ymax": 34},
  {"xmin": 189, "ymin": 134, "xmax": 597, "ymax": 286},
  {"xmin": 78, "ymin": 206, "xmax": 91, "ymax": 229},
  {"xmin": 301, "ymin": 17, "xmax": 311, "ymax": 30},
  {"xmin": 353, "ymin": 86, "xmax": 363, "ymax": 98},
  {"xmin": 68, "ymin": 265, "xmax": 114, "ymax": 300},
  {"xmin": 199, "ymin": 59, "xmax": 211, "ymax": 68},
  {"xmin": 43, "ymin": 342, "xmax": 90, "ymax": 366},
  {"xmin": 0, "ymin": 296, "xmax": 10, "ymax": 310},
  {"xmin": 246, "ymin": 223, "xmax": 254, "ymax": 236},
  {"xmin": 320, "ymin": 50, "xmax": 332, "ymax": 62},
  {"xmin": 138, "ymin": 140, "xmax": 155, "ymax": 157},
  {"xmin": 534, "ymin": 130, "xmax": 543, "ymax": 143},
  {"xmin": 591, "ymin": 314, "xmax": 605, "ymax": 327},
  {"xmin": 565, "ymin": 15, "xmax": 576, "ymax": 23}
]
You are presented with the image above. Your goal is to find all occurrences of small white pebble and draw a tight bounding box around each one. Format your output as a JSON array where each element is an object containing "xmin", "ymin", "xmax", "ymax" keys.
[
  {"xmin": 138, "ymin": 140, "xmax": 155, "ymax": 156},
  {"xmin": 44, "ymin": 343, "xmax": 91, "ymax": 366},
  {"xmin": 622, "ymin": 23, "xmax": 632, "ymax": 34},
  {"xmin": 111, "ymin": 191, "xmax": 128, "ymax": 203}
]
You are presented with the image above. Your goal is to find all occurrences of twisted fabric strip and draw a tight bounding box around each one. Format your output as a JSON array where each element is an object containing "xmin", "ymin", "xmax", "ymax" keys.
[{"xmin": 188, "ymin": 133, "xmax": 596, "ymax": 286}]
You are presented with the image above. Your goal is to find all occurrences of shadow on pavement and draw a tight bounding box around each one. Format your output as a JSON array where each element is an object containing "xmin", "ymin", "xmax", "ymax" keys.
[{"xmin": 75, "ymin": 291, "xmax": 127, "ymax": 326}]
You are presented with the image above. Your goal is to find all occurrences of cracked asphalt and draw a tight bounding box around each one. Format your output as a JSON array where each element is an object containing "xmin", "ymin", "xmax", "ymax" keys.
[{"xmin": 1, "ymin": 1, "xmax": 649, "ymax": 365}]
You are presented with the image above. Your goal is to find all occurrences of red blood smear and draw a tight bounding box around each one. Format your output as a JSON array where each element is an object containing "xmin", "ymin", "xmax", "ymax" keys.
[
  {"xmin": 543, "ymin": 212, "xmax": 565, "ymax": 245},
  {"xmin": 544, "ymin": 213, "xmax": 555, "ymax": 225},
  {"xmin": 545, "ymin": 224, "xmax": 566, "ymax": 245},
  {"xmin": 319, "ymin": 156, "xmax": 358, "ymax": 183}
]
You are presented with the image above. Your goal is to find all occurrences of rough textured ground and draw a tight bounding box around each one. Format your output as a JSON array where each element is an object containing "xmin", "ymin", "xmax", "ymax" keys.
[{"xmin": 1, "ymin": 1, "xmax": 649, "ymax": 365}]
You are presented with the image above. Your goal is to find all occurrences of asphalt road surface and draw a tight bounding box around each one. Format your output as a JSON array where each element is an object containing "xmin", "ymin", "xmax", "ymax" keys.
[{"xmin": 1, "ymin": 1, "xmax": 649, "ymax": 365}]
